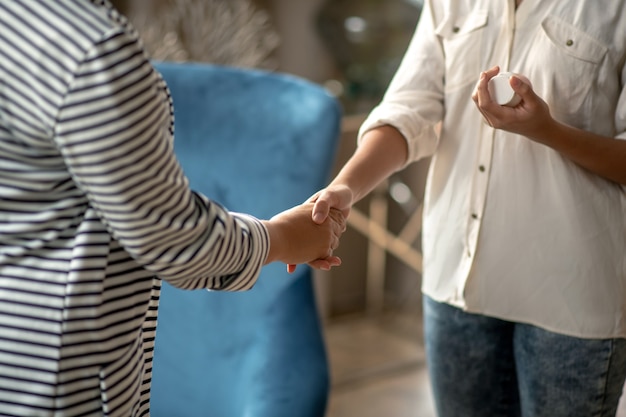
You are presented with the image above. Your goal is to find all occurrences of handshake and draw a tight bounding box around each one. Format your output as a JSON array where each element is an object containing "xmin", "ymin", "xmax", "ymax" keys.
[{"xmin": 262, "ymin": 202, "xmax": 347, "ymax": 273}]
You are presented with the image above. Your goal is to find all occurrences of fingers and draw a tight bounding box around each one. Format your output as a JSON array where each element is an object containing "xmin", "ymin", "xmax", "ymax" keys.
[
  {"xmin": 471, "ymin": 68, "xmax": 552, "ymax": 139},
  {"xmin": 473, "ymin": 67, "xmax": 536, "ymax": 128},
  {"xmin": 288, "ymin": 255, "xmax": 343, "ymax": 274},
  {"xmin": 472, "ymin": 67, "xmax": 500, "ymax": 125},
  {"xmin": 330, "ymin": 233, "xmax": 340, "ymax": 252},
  {"xmin": 473, "ymin": 67, "xmax": 499, "ymax": 107},
  {"xmin": 323, "ymin": 255, "xmax": 342, "ymax": 268},
  {"xmin": 308, "ymin": 256, "xmax": 342, "ymax": 271},
  {"xmin": 328, "ymin": 207, "xmax": 347, "ymax": 233},
  {"xmin": 285, "ymin": 204, "xmax": 345, "ymax": 273},
  {"xmin": 312, "ymin": 186, "xmax": 353, "ymax": 224},
  {"xmin": 319, "ymin": 233, "xmax": 340, "ymax": 260}
]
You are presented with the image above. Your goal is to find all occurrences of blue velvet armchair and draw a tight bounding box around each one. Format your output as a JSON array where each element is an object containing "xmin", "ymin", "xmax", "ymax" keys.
[{"xmin": 149, "ymin": 62, "xmax": 342, "ymax": 417}]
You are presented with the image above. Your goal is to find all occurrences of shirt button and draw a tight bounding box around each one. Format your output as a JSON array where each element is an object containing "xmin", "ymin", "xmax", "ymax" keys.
[
  {"xmin": 452, "ymin": 26, "xmax": 460, "ymax": 33},
  {"xmin": 479, "ymin": 165, "xmax": 486, "ymax": 172},
  {"xmin": 471, "ymin": 213, "xmax": 479, "ymax": 220},
  {"xmin": 566, "ymin": 39, "xmax": 574, "ymax": 46}
]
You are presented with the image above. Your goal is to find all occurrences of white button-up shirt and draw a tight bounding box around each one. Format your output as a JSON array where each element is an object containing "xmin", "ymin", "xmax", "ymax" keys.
[{"xmin": 359, "ymin": 0, "xmax": 626, "ymax": 338}]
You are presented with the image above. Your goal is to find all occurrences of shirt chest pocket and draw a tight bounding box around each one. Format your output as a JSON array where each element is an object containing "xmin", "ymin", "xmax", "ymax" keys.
[
  {"xmin": 541, "ymin": 16, "xmax": 607, "ymax": 65},
  {"xmin": 539, "ymin": 15, "xmax": 608, "ymax": 124},
  {"xmin": 435, "ymin": 10, "xmax": 488, "ymax": 91}
]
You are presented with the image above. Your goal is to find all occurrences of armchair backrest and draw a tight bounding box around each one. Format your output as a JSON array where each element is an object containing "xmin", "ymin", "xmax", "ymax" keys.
[{"xmin": 149, "ymin": 61, "xmax": 342, "ymax": 417}]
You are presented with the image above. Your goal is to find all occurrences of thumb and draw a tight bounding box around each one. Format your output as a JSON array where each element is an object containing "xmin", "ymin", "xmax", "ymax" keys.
[
  {"xmin": 312, "ymin": 198, "xmax": 330, "ymax": 224},
  {"xmin": 510, "ymin": 75, "xmax": 534, "ymax": 100}
]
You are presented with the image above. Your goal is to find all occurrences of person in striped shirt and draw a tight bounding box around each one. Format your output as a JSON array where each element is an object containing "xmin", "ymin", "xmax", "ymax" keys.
[{"xmin": 0, "ymin": 0, "xmax": 345, "ymax": 415}]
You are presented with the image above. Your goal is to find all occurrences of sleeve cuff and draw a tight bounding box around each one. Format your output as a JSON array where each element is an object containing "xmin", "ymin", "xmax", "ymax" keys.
[
  {"xmin": 358, "ymin": 103, "xmax": 440, "ymax": 168},
  {"xmin": 213, "ymin": 213, "xmax": 270, "ymax": 292}
]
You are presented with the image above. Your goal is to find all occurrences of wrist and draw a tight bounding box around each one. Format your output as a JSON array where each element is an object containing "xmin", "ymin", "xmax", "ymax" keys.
[
  {"xmin": 528, "ymin": 118, "xmax": 565, "ymax": 147},
  {"xmin": 260, "ymin": 220, "xmax": 284, "ymax": 265}
]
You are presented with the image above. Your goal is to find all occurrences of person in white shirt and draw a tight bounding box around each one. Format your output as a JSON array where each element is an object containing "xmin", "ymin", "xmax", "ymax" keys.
[{"xmin": 306, "ymin": 0, "xmax": 626, "ymax": 415}]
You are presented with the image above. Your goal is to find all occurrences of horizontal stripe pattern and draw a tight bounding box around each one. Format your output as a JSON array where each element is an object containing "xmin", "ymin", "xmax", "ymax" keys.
[{"xmin": 0, "ymin": 1, "xmax": 269, "ymax": 415}]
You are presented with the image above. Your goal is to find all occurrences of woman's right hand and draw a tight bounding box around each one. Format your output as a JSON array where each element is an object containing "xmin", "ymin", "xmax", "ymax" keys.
[
  {"xmin": 309, "ymin": 184, "xmax": 354, "ymax": 225},
  {"xmin": 263, "ymin": 202, "xmax": 346, "ymax": 270}
]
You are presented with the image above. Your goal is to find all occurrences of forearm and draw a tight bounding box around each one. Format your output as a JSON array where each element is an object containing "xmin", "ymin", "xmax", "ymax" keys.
[
  {"xmin": 533, "ymin": 121, "xmax": 626, "ymax": 185},
  {"xmin": 331, "ymin": 125, "xmax": 409, "ymax": 204}
]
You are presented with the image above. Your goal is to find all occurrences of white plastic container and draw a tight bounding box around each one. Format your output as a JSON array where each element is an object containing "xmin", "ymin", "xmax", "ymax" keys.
[{"xmin": 488, "ymin": 72, "xmax": 523, "ymax": 107}]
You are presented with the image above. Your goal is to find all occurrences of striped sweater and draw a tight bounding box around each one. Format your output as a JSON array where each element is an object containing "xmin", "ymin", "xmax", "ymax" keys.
[{"xmin": 0, "ymin": 1, "xmax": 270, "ymax": 415}]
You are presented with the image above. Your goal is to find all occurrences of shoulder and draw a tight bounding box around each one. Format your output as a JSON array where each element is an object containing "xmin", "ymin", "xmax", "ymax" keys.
[{"xmin": 2, "ymin": 0, "xmax": 142, "ymax": 64}]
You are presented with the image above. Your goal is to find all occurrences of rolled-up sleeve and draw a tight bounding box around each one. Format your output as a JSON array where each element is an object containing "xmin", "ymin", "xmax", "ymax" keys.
[{"xmin": 358, "ymin": 0, "xmax": 446, "ymax": 167}]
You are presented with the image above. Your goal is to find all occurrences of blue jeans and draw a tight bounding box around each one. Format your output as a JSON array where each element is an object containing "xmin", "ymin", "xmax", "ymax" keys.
[{"xmin": 423, "ymin": 295, "xmax": 626, "ymax": 417}]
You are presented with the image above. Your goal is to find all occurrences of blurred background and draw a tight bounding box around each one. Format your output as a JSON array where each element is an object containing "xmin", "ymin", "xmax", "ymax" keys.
[{"xmin": 112, "ymin": 0, "xmax": 433, "ymax": 415}]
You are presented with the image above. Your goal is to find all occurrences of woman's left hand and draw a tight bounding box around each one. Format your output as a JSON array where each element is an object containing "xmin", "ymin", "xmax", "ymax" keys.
[{"xmin": 472, "ymin": 66, "xmax": 554, "ymax": 142}]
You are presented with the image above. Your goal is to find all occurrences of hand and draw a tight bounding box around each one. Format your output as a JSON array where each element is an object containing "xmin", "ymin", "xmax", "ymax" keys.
[
  {"xmin": 286, "ymin": 185, "xmax": 354, "ymax": 273},
  {"xmin": 309, "ymin": 184, "xmax": 353, "ymax": 224},
  {"xmin": 263, "ymin": 203, "xmax": 346, "ymax": 271},
  {"xmin": 472, "ymin": 66, "xmax": 555, "ymax": 142}
]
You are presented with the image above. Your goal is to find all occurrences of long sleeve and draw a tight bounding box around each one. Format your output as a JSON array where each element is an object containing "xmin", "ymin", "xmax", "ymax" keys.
[
  {"xmin": 0, "ymin": 1, "xmax": 274, "ymax": 414},
  {"xmin": 53, "ymin": 26, "xmax": 269, "ymax": 291}
]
